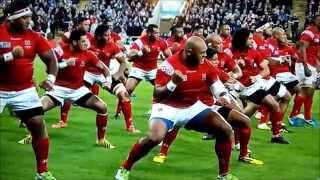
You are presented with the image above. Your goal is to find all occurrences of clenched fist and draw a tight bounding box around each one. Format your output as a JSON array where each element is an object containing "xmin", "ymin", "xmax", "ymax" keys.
[
  {"xmin": 171, "ymin": 70, "xmax": 186, "ymax": 84},
  {"xmin": 12, "ymin": 46, "xmax": 24, "ymax": 58}
]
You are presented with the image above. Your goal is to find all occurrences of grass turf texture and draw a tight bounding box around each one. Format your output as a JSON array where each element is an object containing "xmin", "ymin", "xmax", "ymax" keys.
[{"xmin": 0, "ymin": 59, "xmax": 319, "ymax": 180}]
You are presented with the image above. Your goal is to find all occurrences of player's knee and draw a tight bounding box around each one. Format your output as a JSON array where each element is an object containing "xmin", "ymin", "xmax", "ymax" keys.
[
  {"xmin": 26, "ymin": 116, "xmax": 47, "ymax": 138},
  {"xmin": 270, "ymin": 102, "xmax": 281, "ymax": 112},
  {"xmin": 96, "ymin": 102, "xmax": 107, "ymax": 114}
]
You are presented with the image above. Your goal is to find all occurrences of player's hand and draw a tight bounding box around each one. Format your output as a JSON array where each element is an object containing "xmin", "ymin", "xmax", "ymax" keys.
[
  {"xmin": 66, "ymin": 57, "xmax": 77, "ymax": 66},
  {"xmin": 171, "ymin": 70, "xmax": 186, "ymax": 84},
  {"xmin": 303, "ymin": 63, "xmax": 312, "ymax": 77},
  {"xmin": 142, "ymin": 45, "xmax": 151, "ymax": 53},
  {"xmin": 113, "ymin": 72, "xmax": 126, "ymax": 82},
  {"xmin": 39, "ymin": 80, "xmax": 54, "ymax": 91},
  {"xmin": 238, "ymin": 59, "xmax": 245, "ymax": 67},
  {"xmin": 12, "ymin": 46, "xmax": 24, "ymax": 58}
]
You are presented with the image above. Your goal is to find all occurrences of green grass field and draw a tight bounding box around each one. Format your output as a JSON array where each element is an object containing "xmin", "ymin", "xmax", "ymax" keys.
[{"xmin": 0, "ymin": 59, "xmax": 319, "ymax": 180}]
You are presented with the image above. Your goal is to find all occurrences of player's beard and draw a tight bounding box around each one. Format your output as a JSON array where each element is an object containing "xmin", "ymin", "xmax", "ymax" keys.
[
  {"xmin": 206, "ymin": 47, "xmax": 218, "ymax": 59},
  {"xmin": 149, "ymin": 36, "xmax": 156, "ymax": 43},
  {"xmin": 186, "ymin": 53, "xmax": 201, "ymax": 67},
  {"xmin": 97, "ymin": 37, "xmax": 106, "ymax": 47}
]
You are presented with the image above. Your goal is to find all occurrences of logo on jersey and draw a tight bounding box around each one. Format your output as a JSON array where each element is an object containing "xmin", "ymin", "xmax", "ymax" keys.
[
  {"xmin": 160, "ymin": 61, "xmax": 174, "ymax": 75},
  {"xmin": 24, "ymin": 40, "xmax": 32, "ymax": 49},
  {"xmin": 0, "ymin": 42, "xmax": 11, "ymax": 48}
]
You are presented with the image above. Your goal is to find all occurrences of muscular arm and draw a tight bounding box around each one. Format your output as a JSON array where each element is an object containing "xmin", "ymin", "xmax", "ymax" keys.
[
  {"xmin": 258, "ymin": 60, "xmax": 270, "ymax": 78},
  {"xmin": 39, "ymin": 50, "xmax": 58, "ymax": 76},
  {"xmin": 96, "ymin": 61, "xmax": 110, "ymax": 77},
  {"xmin": 299, "ymin": 40, "xmax": 309, "ymax": 64},
  {"xmin": 153, "ymin": 84, "xmax": 174, "ymax": 102},
  {"xmin": 115, "ymin": 54, "xmax": 127, "ymax": 76}
]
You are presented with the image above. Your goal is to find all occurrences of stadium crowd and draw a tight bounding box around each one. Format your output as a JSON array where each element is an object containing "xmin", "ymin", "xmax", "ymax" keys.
[{"xmin": 0, "ymin": 0, "xmax": 319, "ymax": 180}]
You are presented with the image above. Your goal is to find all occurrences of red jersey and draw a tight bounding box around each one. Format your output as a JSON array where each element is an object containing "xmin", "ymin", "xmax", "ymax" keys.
[
  {"xmin": 55, "ymin": 46, "xmax": 99, "ymax": 89},
  {"xmin": 299, "ymin": 25, "xmax": 320, "ymax": 67},
  {"xmin": 221, "ymin": 35, "xmax": 232, "ymax": 50},
  {"xmin": 111, "ymin": 32, "xmax": 121, "ymax": 43},
  {"xmin": 131, "ymin": 35, "xmax": 168, "ymax": 71},
  {"xmin": 86, "ymin": 40, "xmax": 122, "ymax": 74},
  {"xmin": 0, "ymin": 23, "xmax": 51, "ymax": 91},
  {"xmin": 231, "ymin": 48, "xmax": 264, "ymax": 87},
  {"xmin": 217, "ymin": 52, "xmax": 237, "ymax": 72},
  {"xmin": 265, "ymin": 38, "xmax": 296, "ymax": 76},
  {"xmin": 166, "ymin": 37, "xmax": 186, "ymax": 54},
  {"xmin": 155, "ymin": 51, "xmax": 219, "ymax": 107},
  {"xmin": 253, "ymin": 33, "xmax": 269, "ymax": 59}
]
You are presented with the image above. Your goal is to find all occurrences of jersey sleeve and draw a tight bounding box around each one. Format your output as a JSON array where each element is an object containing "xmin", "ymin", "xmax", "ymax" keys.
[
  {"xmin": 207, "ymin": 61, "xmax": 219, "ymax": 84},
  {"xmin": 300, "ymin": 30, "xmax": 313, "ymax": 43},
  {"xmin": 34, "ymin": 33, "xmax": 52, "ymax": 56},
  {"xmin": 155, "ymin": 60, "xmax": 174, "ymax": 87},
  {"xmin": 159, "ymin": 39, "xmax": 169, "ymax": 52},
  {"xmin": 87, "ymin": 50, "xmax": 100, "ymax": 66},
  {"xmin": 111, "ymin": 43, "xmax": 122, "ymax": 57},
  {"xmin": 253, "ymin": 49, "xmax": 265, "ymax": 65}
]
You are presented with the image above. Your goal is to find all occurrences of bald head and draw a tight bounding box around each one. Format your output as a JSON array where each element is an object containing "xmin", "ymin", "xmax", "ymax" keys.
[
  {"xmin": 272, "ymin": 27, "xmax": 287, "ymax": 43},
  {"xmin": 184, "ymin": 36, "xmax": 207, "ymax": 66},
  {"xmin": 205, "ymin": 34, "xmax": 223, "ymax": 53},
  {"xmin": 185, "ymin": 36, "xmax": 207, "ymax": 51}
]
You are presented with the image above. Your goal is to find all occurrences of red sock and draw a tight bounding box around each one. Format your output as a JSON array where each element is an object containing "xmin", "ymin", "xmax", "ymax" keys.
[
  {"xmin": 91, "ymin": 84, "xmax": 100, "ymax": 95},
  {"xmin": 96, "ymin": 114, "xmax": 107, "ymax": 139},
  {"xmin": 32, "ymin": 137, "xmax": 49, "ymax": 173},
  {"xmin": 304, "ymin": 95, "xmax": 313, "ymax": 120},
  {"xmin": 234, "ymin": 128, "xmax": 240, "ymax": 145},
  {"xmin": 259, "ymin": 105, "xmax": 270, "ymax": 124},
  {"xmin": 122, "ymin": 141, "xmax": 156, "ymax": 170},
  {"xmin": 60, "ymin": 101, "xmax": 72, "ymax": 123},
  {"xmin": 160, "ymin": 129, "xmax": 179, "ymax": 156},
  {"xmin": 290, "ymin": 95, "xmax": 304, "ymax": 117},
  {"xmin": 115, "ymin": 100, "xmax": 122, "ymax": 115},
  {"xmin": 239, "ymin": 127, "xmax": 251, "ymax": 157},
  {"xmin": 121, "ymin": 100, "xmax": 133, "ymax": 129},
  {"xmin": 270, "ymin": 111, "xmax": 283, "ymax": 136},
  {"xmin": 215, "ymin": 139, "xmax": 232, "ymax": 175}
]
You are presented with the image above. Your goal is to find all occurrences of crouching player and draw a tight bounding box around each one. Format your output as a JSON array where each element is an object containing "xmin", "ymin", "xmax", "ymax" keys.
[
  {"xmin": 40, "ymin": 29, "xmax": 115, "ymax": 148},
  {"xmin": 115, "ymin": 37, "xmax": 238, "ymax": 180}
]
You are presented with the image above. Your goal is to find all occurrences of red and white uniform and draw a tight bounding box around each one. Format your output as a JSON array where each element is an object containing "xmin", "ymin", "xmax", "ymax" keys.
[
  {"xmin": 84, "ymin": 40, "xmax": 123, "ymax": 87},
  {"xmin": 111, "ymin": 32, "xmax": 121, "ymax": 43},
  {"xmin": 46, "ymin": 45, "xmax": 100, "ymax": 105},
  {"xmin": 0, "ymin": 23, "xmax": 51, "ymax": 112},
  {"xmin": 221, "ymin": 35, "xmax": 232, "ymax": 50},
  {"xmin": 129, "ymin": 35, "xmax": 168, "ymax": 81},
  {"xmin": 231, "ymin": 48, "xmax": 267, "ymax": 97},
  {"xmin": 265, "ymin": 38, "xmax": 299, "ymax": 86},
  {"xmin": 296, "ymin": 25, "xmax": 320, "ymax": 86},
  {"xmin": 166, "ymin": 37, "xmax": 186, "ymax": 54},
  {"xmin": 149, "ymin": 51, "xmax": 224, "ymax": 129}
]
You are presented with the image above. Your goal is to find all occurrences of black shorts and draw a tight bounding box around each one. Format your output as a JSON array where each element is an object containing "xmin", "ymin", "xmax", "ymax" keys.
[
  {"xmin": 46, "ymin": 93, "xmax": 93, "ymax": 107},
  {"xmin": 217, "ymin": 106, "xmax": 232, "ymax": 120},
  {"xmin": 267, "ymin": 81, "xmax": 281, "ymax": 96},
  {"xmin": 284, "ymin": 80, "xmax": 299, "ymax": 91},
  {"xmin": 247, "ymin": 89, "xmax": 268, "ymax": 105},
  {"xmin": 15, "ymin": 107, "xmax": 44, "ymax": 122},
  {"xmin": 108, "ymin": 76, "xmax": 125, "ymax": 94}
]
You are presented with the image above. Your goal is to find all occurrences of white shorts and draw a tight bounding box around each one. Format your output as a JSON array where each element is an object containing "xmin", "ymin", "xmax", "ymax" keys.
[
  {"xmin": 264, "ymin": 77, "xmax": 288, "ymax": 98},
  {"xmin": 45, "ymin": 85, "xmax": 91, "ymax": 105},
  {"xmin": 275, "ymin": 72, "xmax": 299, "ymax": 85},
  {"xmin": 109, "ymin": 58, "xmax": 120, "ymax": 75},
  {"xmin": 129, "ymin": 67, "xmax": 157, "ymax": 81},
  {"xmin": 295, "ymin": 63, "xmax": 317, "ymax": 87},
  {"xmin": 149, "ymin": 100, "xmax": 210, "ymax": 130},
  {"xmin": 83, "ymin": 71, "xmax": 112, "ymax": 88},
  {"xmin": 241, "ymin": 79, "xmax": 266, "ymax": 97},
  {"xmin": 0, "ymin": 87, "xmax": 42, "ymax": 113}
]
